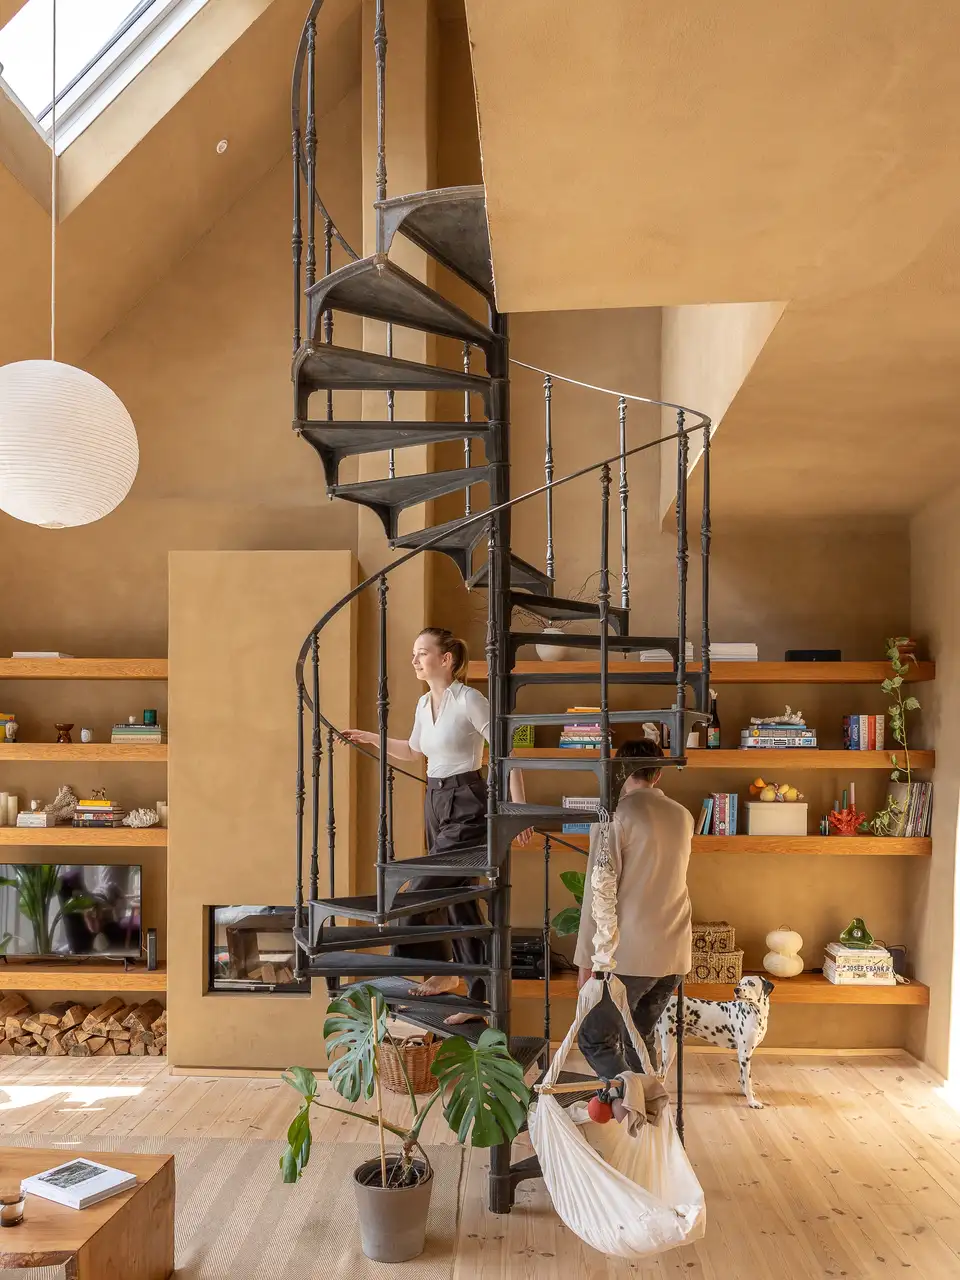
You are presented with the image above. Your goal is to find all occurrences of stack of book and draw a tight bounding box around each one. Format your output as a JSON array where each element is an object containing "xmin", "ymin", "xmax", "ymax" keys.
[
  {"xmin": 696, "ymin": 793, "xmax": 739, "ymax": 835},
  {"xmin": 740, "ymin": 719, "xmax": 817, "ymax": 749},
  {"xmin": 16, "ymin": 808, "xmax": 57, "ymax": 828},
  {"xmin": 559, "ymin": 708, "xmax": 607, "ymax": 749},
  {"xmin": 561, "ymin": 796, "xmax": 598, "ymax": 835},
  {"xmin": 842, "ymin": 715, "xmax": 885, "ymax": 749},
  {"xmin": 823, "ymin": 941, "xmax": 896, "ymax": 986},
  {"xmin": 110, "ymin": 722, "xmax": 164, "ymax": 745},
  {"xmin": 708, "ymin": 642, "xmax": 758, "ymax": 662},
  {"xmin": 73, "ymin": 798, "xmax": 126, "ymax": 828},
  {"xmin": 639, "ymin": 643, "xmax": 694, "ymax": 664},
  {"xmin": 890, "ymin": 781, "xmax": 934, "ymax": 837}
]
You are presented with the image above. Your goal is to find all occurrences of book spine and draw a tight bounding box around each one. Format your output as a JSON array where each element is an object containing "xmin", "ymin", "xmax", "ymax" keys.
[
  {"xmin": 730, "ymin": 792, "xmax": 738, "ymax": 836},
  {"xmin": 875, "ymin": 715, "xmax": 884, "ymax": 750}
]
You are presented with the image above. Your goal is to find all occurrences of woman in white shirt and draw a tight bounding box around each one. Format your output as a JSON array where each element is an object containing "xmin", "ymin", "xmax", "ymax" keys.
[{"xmin": 344, "ymin": 626, "xmax": 527, "ymax": 1023}]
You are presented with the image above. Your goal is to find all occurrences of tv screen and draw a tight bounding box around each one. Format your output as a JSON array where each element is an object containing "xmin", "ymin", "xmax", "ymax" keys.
[{"xmin": 0, "ymin": 864, "xmax": 142, "ymax": 959}]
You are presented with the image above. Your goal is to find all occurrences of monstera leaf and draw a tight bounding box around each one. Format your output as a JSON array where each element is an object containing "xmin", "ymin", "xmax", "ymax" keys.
[
  {"xmin": 429, "ymin": 1028, "xmax": 531, "ymax": 1148},
  {"xmin": 551, "ymin": 868, "xmax": 586, "ymax": 936},
  {"xmin": 322, "ymin": 984, "xmax": 388, "ymax": 1103}
]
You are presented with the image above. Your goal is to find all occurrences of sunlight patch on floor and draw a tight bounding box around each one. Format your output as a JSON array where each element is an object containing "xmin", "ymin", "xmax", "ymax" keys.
[{"xmin": 0, "ymin": 1084, "xmax": 142, "ymax": 1113}]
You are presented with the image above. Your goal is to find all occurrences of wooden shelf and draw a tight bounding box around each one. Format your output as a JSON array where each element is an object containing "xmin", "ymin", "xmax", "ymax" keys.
[
  {"xmin": 513, "ymin": 972, "xmax": 929, "ymax": 1006},
  {"xmin": 0, "ymin": 743, "xmax": 166, "ymax": 762},
  {"xmin": 469, "ymin": 660, "xmax": 935, "ymax": 683},
  {"xmin": 0, "ymin": 658, "xmax": 167, "ymax": 680},
  {"xmin": 508, "ymin": 747, "xmax": 935, "ymax": 770},
  {"xmin": 0, "ymin": 827, "xmax": 166, "ymax": 846},
  {"xmin": 0, "ymin": 965, "xmax": 166, "ymax": 992},
  {"xmin": 517, "ymin": 833, "xmax": 931, "ymax": 856}
]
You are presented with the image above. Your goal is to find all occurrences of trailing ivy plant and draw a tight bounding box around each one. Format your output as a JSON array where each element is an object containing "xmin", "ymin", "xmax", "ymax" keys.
[{"xmin": 860, "ymin": 637, "xmax": 921, "ymax": 837}]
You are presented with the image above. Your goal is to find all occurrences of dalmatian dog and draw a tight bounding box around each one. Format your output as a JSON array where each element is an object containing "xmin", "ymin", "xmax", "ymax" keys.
[{"xmin": 653, "ymin": 974, "xmax": 774, "ymax": 1108}]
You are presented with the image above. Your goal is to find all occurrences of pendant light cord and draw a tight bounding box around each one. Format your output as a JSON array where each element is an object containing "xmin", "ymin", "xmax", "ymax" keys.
[{"xmin": 50, "ymin": 0, "xmax": 57, "ymax": 362}]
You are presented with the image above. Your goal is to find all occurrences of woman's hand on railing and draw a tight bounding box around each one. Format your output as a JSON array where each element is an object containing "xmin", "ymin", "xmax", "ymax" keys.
[{"xmin": 341, "ymin": 730, "xmax": 419, "ymax": 763}]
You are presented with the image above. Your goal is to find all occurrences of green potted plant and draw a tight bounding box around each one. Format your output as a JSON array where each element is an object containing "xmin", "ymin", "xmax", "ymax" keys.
[
  {"xmin": 280, "ymin": 984, "xmax": 531, "ymax": 1263},
  {"xmin": 860, "ymin": 637, "xmax": 922, "ymax": 837},
  {"xmin": 551, "ymin": 869, "xmax": 586, "ymax": 936},
  {"xmin": 0, "ymin": 865, "xmax": 93, "ymax": 954}
]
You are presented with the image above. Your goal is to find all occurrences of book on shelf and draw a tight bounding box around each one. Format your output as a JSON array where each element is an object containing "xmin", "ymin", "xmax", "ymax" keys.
[
  {"xmin": 20, "ymin": 1157, "xmax": 136, "ymax": 1210},
  {"xmin": 695, "ymin": 797, "xmax": 714, "ymax": 835},
  {"xmin": 639, "ymin": 643, "xmax": 694, "ymax": 663},
  {"xmin": 15, "ymin": 812, "xmax": 58, "ymax": 828},
  {"xmin": 561, "ymin": 795, "xmax": 598, "ymax": 835},
  {"xmin": 740, "ymin": 735, "xmax": 818, "ymax": 749},
  {"xmin": 708, "ymin": 643, "xmax": 758, "ymax": 662},
  {"xmin": 823, "ymin": 958, "xmax": 896, "ymax": 986},
  {"xmin": 709, "ymin": 792, "xmax": 738, "ymax": 835},
  {"xmin": 743, "ymin": 723, "xmax": 813, "ymax": 737},
  {"xmin": 11, "ymin": 651, "xmax": 74, "ymax": 659},
  {"xmin": 889, "ymin": 781, "xmax": 933, "ymax": 838},
  {"xmin": 842, "ymin": 715, "xmax": 885, "ymax": 750}
]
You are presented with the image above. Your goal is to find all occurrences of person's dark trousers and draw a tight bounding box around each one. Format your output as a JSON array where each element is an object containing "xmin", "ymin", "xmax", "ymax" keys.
[
  {"xmin": 392, "ymin": 770, "xmax": 488, "ymax": 1003},
  {"xmin": 577, "ymin": 974, "xmax": 682, "ymax": 1079}
]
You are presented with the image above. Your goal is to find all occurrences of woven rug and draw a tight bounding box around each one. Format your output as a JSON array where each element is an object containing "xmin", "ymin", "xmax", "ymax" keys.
[{"xmin": 3, "ymin": 1134, "xmax": 463, "ymax": 1279}]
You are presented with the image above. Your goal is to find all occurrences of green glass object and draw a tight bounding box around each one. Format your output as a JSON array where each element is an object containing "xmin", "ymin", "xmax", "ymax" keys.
[{"xmin": 839, "ymin": 917, "xmax": 875, "ymax": 949}]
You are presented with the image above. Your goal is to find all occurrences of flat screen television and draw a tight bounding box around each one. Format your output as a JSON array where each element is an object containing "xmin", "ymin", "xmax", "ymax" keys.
[{"xmin": 0, "ymin": 864, "xmax": 142, "ymax": 959}]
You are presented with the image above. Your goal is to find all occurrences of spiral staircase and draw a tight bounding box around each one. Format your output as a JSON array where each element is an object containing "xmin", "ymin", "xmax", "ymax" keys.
[{"xmin": 288, "ymin": 1, "xmax": 713, "ymax": 1214}]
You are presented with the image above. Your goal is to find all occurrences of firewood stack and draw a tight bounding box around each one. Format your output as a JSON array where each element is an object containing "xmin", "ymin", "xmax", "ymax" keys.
[{"xmin": 0, "ymin": 994, "xmax": 167, "ymax": 1058}]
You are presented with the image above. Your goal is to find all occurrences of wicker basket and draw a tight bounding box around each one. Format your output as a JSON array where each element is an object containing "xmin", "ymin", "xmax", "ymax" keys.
[
  {"xmin": 380, "ymin": 1033, "xmax": 442, "ymax": 1095},
  {"xmin": 687, "ymin": 949, "xmax": 744, "ymax": 984},
  {"xmin": 692, "ymin": 920, "xmax": 736, "ymax": 953}
]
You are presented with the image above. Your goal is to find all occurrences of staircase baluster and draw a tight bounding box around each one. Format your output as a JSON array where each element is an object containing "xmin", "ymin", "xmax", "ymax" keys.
[
  {"xmin": 376, "ymin": 573, "xmax": 390, "ymax": 918},
  {"xmin": 386, "ymin": 323, "xmax": 396, "ymax": 479},
  {"xmin": 323, "ymin": 216, "xmax": 334, "ymax": 420},
  {"xmin": 326, "ymin": 725, "xmax": 336, "ymax": 895},
  {"xmin": 598, "ymin": 464, "xmax": 612, "ymax": 810},
  {"xmin": 309, "ymin": 633, "xmax": 321, "ymax": 902},
  {"xmin": 463, "ymin": 343, "xmax": 473, "ymax": 515},
  {"xmin": 699, "ymin": 421, "xmax": 712, "ymax": 715},
  {"xmin": 304, "ymin": 18, "xmax": 317, "ymax": 294},
  {"xmin": 387, "ymin": 765, "xmax": 396, "ymax": 861},
  {"xmin": 542, "ymin": 834, "xmax": 551, "ymax": 1051},
  {"xmin": 618, "ymin": 396, "xmax": 629, "ymax": 612},
  {"xmin": 290, "ymin": 126, "xmax": 302, "ymax": 354},
  {"xmin": 374, "ymin": 0, "xmax": 387, "ymax": 210},
  {"xmin": 294, "ymin": 683, "xmax": 305, "ymax": 975},
  {"xmin": 543, "ymin": 374, "xmax": 555, "ymax": 582},
  {"xmin": 675, "ymin": 410, "xmax": 689, "ymax": 750},
  {"xmin": 485, "ymin": 514, "xmax": 500, "ymax": 820}
]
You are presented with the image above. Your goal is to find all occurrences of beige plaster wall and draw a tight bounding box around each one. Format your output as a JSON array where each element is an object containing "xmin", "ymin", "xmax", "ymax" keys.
[
  {"xmin": 909, "ymin": 486, "xmax": 960, "ymax": 1079},
  {"xmin": 168, "ymin": 550, "xmax": 356, "ymax": 1069}
]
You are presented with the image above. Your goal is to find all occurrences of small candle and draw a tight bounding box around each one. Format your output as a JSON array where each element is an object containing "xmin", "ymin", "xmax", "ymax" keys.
[
  {"xmin": 0, "ymin": 794, "xmax": 7, "ymax": 828},
  {"xmin": 0, "ymin": 1189, "xmax": 25, "ymax": 1227},
  {"xmin": 849, "ymin": 782, "xmax": 856, "ymax": 810},
  {"xmin": 6, "ymin": 795, "xmax": 18, "ymax": 826}
]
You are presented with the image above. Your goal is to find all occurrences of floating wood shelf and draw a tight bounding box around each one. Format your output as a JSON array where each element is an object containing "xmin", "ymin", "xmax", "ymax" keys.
[
  {"xmin": 0, "ymin": 827, "xmax": 166, "ymax": 846},
  {"xmin": 0, "ymin": 658, "xmax": 167, "ymax": 681},
  {"xmin": 507, "ymin": 747, "xmax": 935, "ymax": 770},
  {"xmin": 469, "ymin": 660, "xmax": 935, "ymax": 684},
  {"xmin": 0, "ymin": 965, "xmax": 166, "ymax": 992},
  {"xmin": 516, "ymin": 833, "xmax": 931, "ymax": 856},
  {"xmin": 513, "ymin": 972, "xmax": 929, "ymax": 1006},
  {"xmin": 0, "ymin": 744, "xmax": 167, "ymax": 762}
]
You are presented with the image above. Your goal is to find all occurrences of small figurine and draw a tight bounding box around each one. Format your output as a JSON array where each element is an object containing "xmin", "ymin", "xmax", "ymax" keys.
[
  {"xmin": 749, "ymin": 705, "xmax": 805, "ymax": 726},
  {"xmin": 839, "ymin": 917, "xmax": 875, "ymax": 949},
  {"xmin": 91, "ymin": 787, "xmax": 108, "ymax": 802},
  {"xmin": 4, "ymin": 721, "xmax": 17, "ymax": 743},
  {"xmin": 80, "ymin": 727, "xmax": 93, "ymax": 744},
  {"xmin": 54, "ymin": 723, "xmax": 74, "ymax": 744}
]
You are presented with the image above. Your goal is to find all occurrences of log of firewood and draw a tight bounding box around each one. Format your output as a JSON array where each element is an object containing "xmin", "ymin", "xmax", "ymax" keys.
[
  {"xmin": 0, "ymin": 1040, "xmax": 14, "ymax": 1055},
  {"xmin": 60, "ymin": 1004, "xmax": 88, "ymax": 1029},
  {"xmin": 123, "ymin": 1000, "xmax": 163, "ymax": 1033},
  {"xmin": 4, "ymin": 1017, "xmax": 23, "ymax": 1039},
  {"xmin": 68, "ymin": 1044, "xmax": 91, "ymax": 1057},
  {"xmin": 247, "ymin": 967, "xmax": 263, "ymax": 981},
  {"xmin": 104, "ymin": 1005, "xmax": 137, "ymax": 1034},
  {"xmin": 60, "ymin": 1028, "xmax": 78, "ymax": 1050},
  {"xmin": 129, "ymin": 1039, "xmax": 146, "ymax": 1057},
  {"xmin": 12, "ymin": 1041, "xmax": 30, "ymax": 1056},
  {"xmin": 39, "ymin": 1002, "xmax": 74, "ymax": 1025},
  {"xmin": 146, "ymin": 1045, "xmax": 161, "ymax": 1056},
  {"xmin": 0, "ymin": 994, "xmax": 28, "ymax": 1020},
  {"xmin": 32, "ymin": 1033, "xmax": 47, "ymax": 1048},
  {"xmin": 151, "ymin": 1010, "xmax": 167, "ymax": 1035},
  {"xmin": 107, "ymin": 1027, "xmax": 131, "ymax": 1041},
  {"xmin": 14, "ymin": 1035, "xmax": 34, "ymax": 1048},
  {"xmin": 75, "ymin": 1028, "xmax": 94, "ymax": 1044},
  {"xmin": 85, "ymin": 1036, "xmax": 107, "ymax": 1055},
  {"xmin": 276, "ymin": 967, "xmax": 293, "ymax": 984},
  {"xmin": 28, "ymin": 1046, "xmax": 44, "ymax": 1055},
  {"xmin": 113, "ymin": 1040, "xmax": 130, "ymax": 1056},
  {"xmin": 260, "ymin": 962, "xmax": 278, "ymax": 985},
  {"xmin": 82, "ymin": 997, "xmax": 125, "ymax": 1033},
  {"xmin": 95, "ymin": 1040, "xmax": 116, "ymax": 1056},
  {"xmin": 22, "ymin": 1015, "xmax": 45, "ymax": 1035},
  {"xmin": 45, "ymin": 1035, "xmax": 65, "ymax": 1057},
  {"xmin": 42, "ymin": 1025, "xmax": 60, "ymax": 1041}
]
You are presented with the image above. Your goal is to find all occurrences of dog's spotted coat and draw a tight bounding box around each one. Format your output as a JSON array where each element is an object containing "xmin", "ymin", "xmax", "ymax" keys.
[{"xmin": 653, "ymin": 974, "xmax": 774, "ymax": 1108}]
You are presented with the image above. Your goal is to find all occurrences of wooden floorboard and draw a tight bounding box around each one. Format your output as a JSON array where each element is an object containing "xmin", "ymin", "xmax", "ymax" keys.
[{"xmin": 2, "ymin": 1052, "xmax": 959, "ymax": 1278}]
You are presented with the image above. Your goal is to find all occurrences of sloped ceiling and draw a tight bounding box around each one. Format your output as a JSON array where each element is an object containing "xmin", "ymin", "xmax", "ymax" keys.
[
  {"xmin": 0, "ymin": 0, "xmax": 361, "ymax": 365},
  {"xmin": 465, "ymin": 0, "xmax": 960, "ymax": 515}
]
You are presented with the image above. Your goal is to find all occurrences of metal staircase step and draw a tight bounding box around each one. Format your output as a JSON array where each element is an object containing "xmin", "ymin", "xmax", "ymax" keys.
[
  {"xmin": 377, "ymin": 185, "xmax": 494, "ymax": 298},
  {"xmin": 468, "ymin": 555, "xmax": 553, "ymax": 597},
  {"xmin": 508, "ymin": 591, "xmax": 629, "ymax": 635},
  {"xmin": 297, "ymin": 420, "xmax": 487, "ymax": 490},
  {"xmin": 294, "ymin": 344, "xmax": 492, "ymax": 411},
  {"xmin": 504, "ymin": 708, "xmax": 706, "ymax": 728},
  {"xmin": 308, "ymin": 885, "xmax": 494, "ymax": 928},
  {"xmin": 371, "ymin": 976, "xmax": 491, "ymax": 1016},
  {"xmin": 331, "ymin": 467, "xmax": 493, "ymax": 539},
  {"xmin": 383, "ymin": 845, "xmax": 497, "ymax": 881},
  {"xmin": 508, "ymin": 669, "xmax": 706, "ymax": 694},
  {"xmin": 299, "ymin": 921, "xmax": 493, "ymax": 956},
  {"xmin": 390, "ymin": 512, "xmax": 488, "ymax": 579},
  {"xmin": 306, "ymin": 951, "xmax": 490, "ymax": 978},
  {"xmin": 306, "ymin": 256, "xmax": 496, "ymax": 352},
  {"xmin": 509, "ymin": 631, "xmax": 683, "ymax": 655}
]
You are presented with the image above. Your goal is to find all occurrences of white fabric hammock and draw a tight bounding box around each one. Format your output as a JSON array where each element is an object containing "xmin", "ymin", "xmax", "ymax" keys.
[{"xmin": 528, "ymin": 811, "xmax": 706, "ymax": 1258}]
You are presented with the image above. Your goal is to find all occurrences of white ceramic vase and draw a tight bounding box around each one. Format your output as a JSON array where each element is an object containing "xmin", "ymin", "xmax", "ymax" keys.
[{"xmin": 535, "ymin": 627, "xmax": 578, "ymax": 662}]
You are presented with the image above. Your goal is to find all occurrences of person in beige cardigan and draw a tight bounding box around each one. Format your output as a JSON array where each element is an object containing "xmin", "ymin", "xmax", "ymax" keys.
[{"xmin": 574, "ymin": 739, "xmax": 693, "ymax": 1081}]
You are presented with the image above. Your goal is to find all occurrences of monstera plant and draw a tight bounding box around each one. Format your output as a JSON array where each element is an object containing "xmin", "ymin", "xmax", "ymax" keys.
[
  {"xmin": 280, "ymin": 984, "xmax": 531, "ymax": 1263},
  {"xmin": 551, "ymin": 869, "xmax": 586, "ymax": 936}
]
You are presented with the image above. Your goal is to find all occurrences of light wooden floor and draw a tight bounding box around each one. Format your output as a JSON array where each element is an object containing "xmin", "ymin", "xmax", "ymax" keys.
[{"xmin": 2, "ymin": 1051, "xmax": 959, "ymax": 1278}]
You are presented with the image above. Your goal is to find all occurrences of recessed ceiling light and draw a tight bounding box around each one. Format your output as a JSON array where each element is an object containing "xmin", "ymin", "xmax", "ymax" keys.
[{"xmin": 216, "ymin": 138, "xmax": 228, "ymax": 154}]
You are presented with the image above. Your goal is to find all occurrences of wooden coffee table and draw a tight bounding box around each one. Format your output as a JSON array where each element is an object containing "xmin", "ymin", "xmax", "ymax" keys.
[{"xmin": 0, "ymin": 1148, "xmax": 174, "ymax": 1278}]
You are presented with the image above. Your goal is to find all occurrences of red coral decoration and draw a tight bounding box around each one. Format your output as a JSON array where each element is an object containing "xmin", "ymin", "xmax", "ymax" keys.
[{"xmin": 828, "ymin": 805, "xmax": 866, "ymax": 837}]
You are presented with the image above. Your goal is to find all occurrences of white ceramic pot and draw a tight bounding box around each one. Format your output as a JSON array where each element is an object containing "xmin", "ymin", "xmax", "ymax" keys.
[{"xmin": 535, "ymin": 628, "xmax": 577, "ymax": 662}]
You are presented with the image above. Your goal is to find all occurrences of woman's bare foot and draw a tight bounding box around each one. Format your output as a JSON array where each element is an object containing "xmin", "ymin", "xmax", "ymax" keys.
[
  {"xmin": 411, "ymin": 976, "xmax": 460, "ymax": 997},
  {"xmin": 443, "ymin": 1011, "xmax": 488, "ymax": 1026}
]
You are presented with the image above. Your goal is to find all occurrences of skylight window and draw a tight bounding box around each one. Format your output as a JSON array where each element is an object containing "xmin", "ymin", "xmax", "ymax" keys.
[{"xmin": 0, "ymin": 0, "xmax": 210, "ymax": 153}]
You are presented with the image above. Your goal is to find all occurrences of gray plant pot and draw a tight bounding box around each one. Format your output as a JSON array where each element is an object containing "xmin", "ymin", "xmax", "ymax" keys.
[{"xmin": 353, "ymin": 1155, "xmax": 434, "ymax": 1263}]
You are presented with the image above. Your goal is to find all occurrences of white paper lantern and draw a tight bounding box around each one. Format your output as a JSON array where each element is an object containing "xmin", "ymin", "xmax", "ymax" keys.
[{"xmin": 0, "ymin": 360, "xmax": 138, "ymax": 528}]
